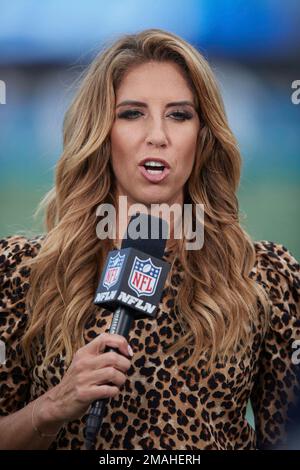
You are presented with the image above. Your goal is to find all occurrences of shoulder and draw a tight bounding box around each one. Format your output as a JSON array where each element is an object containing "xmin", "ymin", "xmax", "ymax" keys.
[
  {"xmin": 253, "ymin": 240, "xmax": 299, "ymax": 270},
  {"xmin": 0, "ymin": 234, "xmax": 45, "ymax": 271},
  {"xmin": 0, "ymin": 234, "xmax": 45, "ymax": 301},
  {"xmin": 252, "ymin": 240, "xmax": 300, "ymax": 296},
  {"xmin": 0, "ymin": 234, "xmax": 45, "ymax": 344},
  {"xmin": 0, "ymin": 234, "xmax": 45, "ymax": 264},
  {"xmin": 251, "ymin": 240, "xmax": 300, "ymax": 345}
]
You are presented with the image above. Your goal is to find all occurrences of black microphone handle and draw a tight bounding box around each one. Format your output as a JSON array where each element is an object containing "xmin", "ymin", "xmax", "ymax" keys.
[{"xmin": 84, "ymin": 305, "xmax": 134, "ymax": 450}]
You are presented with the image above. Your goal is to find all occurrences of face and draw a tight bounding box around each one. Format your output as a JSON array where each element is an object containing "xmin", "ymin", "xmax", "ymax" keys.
[{"xmin": 110, "ymin": 61, "xmax": 200, "ymax": 209}]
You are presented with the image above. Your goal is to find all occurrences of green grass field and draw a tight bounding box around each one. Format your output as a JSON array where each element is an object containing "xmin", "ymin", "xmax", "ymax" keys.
[{"xmin": 1, "ymin": 172, "xmax": 299, "ymax": 260}]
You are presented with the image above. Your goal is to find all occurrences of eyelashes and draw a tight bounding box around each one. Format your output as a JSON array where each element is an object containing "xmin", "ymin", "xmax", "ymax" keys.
[{"xmin": 117, "ymin": 109, "xmax": 194, "ymax": 121}]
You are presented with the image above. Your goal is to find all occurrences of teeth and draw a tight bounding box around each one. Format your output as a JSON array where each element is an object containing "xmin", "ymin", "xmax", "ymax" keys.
[{"xmin": 144, "ymin": 161, "xmax": 165, "ymax": 167}]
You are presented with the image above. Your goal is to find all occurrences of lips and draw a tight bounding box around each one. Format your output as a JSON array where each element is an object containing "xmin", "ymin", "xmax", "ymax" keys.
[
  {"xmin": 138, "ymin": 165, "xmax": 170, "ymax": 183},
  {"xmin": 139, "ymin": 157, "xmax": 170, "ymax": 169},
  {"xmin": 138, "ymin": 157, "xmax": 170, "ymax": 183}
]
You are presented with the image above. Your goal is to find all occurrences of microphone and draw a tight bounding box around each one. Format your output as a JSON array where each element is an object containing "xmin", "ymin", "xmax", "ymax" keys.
[{"xmin": 84, "ymin": 213, "xmax": 171, "ymax": 449}]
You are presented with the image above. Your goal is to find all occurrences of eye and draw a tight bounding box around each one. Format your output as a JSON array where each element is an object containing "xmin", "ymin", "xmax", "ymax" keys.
[
  {"xmin": 117, "ymin": 109, "xmax": 194, "ymax": 121},
  {"xmin": 117, "ymin": 110, "xmax": 142, "ymax": 119},
  {"xmin": 169, "ymin": 111, "xmax": 193, "ymax": 121}
]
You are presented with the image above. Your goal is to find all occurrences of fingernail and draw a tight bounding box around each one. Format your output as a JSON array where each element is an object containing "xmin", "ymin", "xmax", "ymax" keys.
[{"xmin": 128, "ymin": 344, "xmax": 134, "ymax": 357}]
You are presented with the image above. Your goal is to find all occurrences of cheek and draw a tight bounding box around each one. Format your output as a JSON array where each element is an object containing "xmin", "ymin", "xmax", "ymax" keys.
[
  {"xmin": 177, "ymin": 156, "xmax": 194, "ymax": 185},
  {"xmin": 176, "ymin": 135, "xmax": 198, "ymax": 178},
  {"xmin": 110, "ymin": 125, "xmax": 138, "ymax": 164},
  {"xmin": 110, "ymin": 131, "xmax": 128, "ymax": 175},
  {"xmin": 110, "ymin": 126, "xmax": 124, "ymax": 158}
]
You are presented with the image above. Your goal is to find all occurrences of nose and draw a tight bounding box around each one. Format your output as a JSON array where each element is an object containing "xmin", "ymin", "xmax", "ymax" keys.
[{"xmin": 146, "ymin": 118, "xmax": 168, "ymax": 148}]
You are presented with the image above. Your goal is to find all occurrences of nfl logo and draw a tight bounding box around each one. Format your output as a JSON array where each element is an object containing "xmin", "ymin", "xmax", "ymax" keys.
[
  {"xmin": 128, "ymin": 256, "xmax": 162, "ymax": 297},
  {"xmin": 103, "ymin": 252, "xmax": 125, "ymax": 290}
]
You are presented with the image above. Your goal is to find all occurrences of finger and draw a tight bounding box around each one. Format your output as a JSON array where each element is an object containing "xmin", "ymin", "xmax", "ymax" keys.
[
  {"xmin": 89, "ymin": 384, "xmax": 120, "ymax": 401},
  {"xmin": 85, "ymin": 351, "xmax": 131, "ymax": 372},
  {"xmin": 83, "ymin": 332, "xmax": 133, "ymax": 358},
  {"xmin": 90, "ymin": 351, "xmax": 132, "ymax": 373},
  {"xmin": 73, "ymin": 350, "xmax": 132, "ymax": 374},
  {"xmin": 89, "ymin": 367, "xmax": 127, "ymax": 388}
]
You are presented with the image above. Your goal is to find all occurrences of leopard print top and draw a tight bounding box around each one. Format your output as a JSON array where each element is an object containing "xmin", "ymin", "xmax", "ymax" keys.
[{"xmin": 0, "ymin": 235, "xmax": 300, "ymax": 450}]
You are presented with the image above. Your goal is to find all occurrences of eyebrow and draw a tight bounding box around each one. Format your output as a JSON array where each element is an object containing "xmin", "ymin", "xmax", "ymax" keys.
[{"xmin": 116, "ymin": 100, "xmax": 196, "ymax": 109}]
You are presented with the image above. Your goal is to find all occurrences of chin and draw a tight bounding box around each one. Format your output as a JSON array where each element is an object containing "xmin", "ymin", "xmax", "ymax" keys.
[{"xmin": 133, "ymin": 188, "xmax": 170, "ymax": 205}]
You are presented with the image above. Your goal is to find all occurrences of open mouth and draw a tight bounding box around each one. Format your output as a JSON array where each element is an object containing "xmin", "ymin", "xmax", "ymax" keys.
[
  {"xmin": 138, "ymin": 159, "xmax": 170, "ymax": 183},
  {"xmin": 143, "ymin": 162, "xmax": 166, "ymax": 174}
]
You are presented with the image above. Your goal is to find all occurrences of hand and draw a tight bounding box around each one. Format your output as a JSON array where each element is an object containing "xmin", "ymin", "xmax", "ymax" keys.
[{"xmin": 37, "ymin": 333, "xmax": 133, "ymax": 426}]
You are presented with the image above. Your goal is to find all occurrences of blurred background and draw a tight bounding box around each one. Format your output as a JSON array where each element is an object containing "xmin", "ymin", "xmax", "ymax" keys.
[{"xmin": 0, "ymin": 0, "xmax": 299, "ymax": 439}]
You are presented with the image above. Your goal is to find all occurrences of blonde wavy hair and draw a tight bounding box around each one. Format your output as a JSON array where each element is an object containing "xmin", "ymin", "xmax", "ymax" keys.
[{"xmin": 20, "ymin": 28, "xmax": 270, "ymax": 372}]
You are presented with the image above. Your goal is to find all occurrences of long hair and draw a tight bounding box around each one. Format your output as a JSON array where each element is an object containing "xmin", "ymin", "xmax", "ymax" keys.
[{"xmin": 20, "ymin": 28, "xmax": 270, "ymax": 372}]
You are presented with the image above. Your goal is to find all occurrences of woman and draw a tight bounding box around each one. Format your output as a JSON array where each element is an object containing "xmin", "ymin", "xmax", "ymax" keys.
[{"xmin": 0, "ymin": 28, "xmax": 299, "ymax": 450}]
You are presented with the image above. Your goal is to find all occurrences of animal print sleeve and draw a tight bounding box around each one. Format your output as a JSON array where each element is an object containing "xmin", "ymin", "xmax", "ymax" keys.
[
  {"xmin": 250, "ymin": 241, "xmax": 300, "ymax": 449},
  {"xmin": 0, "ymin": 235, "xmax": 42, "ymax": 416}
]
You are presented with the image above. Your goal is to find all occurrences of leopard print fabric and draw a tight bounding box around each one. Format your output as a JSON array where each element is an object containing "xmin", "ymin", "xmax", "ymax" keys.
[{"xmin": 0, "ymin": 235, "xmax": 299, "ymax": 450}]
